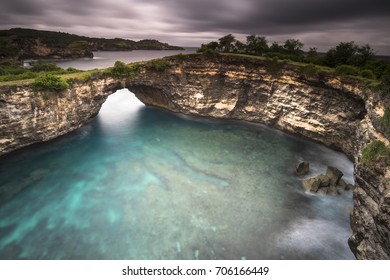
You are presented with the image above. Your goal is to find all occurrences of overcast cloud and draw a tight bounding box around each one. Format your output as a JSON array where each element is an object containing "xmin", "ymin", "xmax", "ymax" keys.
[{"xmin": 1, "ymin": 0, "xmax": 389, "ymax": 54}]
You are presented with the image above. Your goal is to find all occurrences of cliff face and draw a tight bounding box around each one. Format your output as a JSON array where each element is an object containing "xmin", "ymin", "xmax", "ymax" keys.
[
  {"xmin": 0, "ymin": 79, "xmax": 121, "ymax": 155},
  {"xmin": 0, "ymin": 54, "xmax": 388, "ymax": 259}
]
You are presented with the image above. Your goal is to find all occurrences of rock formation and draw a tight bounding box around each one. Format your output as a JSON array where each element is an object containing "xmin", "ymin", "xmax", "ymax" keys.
[
  {"xmin": 296, "ymin": 161, "xmax": 310, "ymax": 176},
  {"xmin": 0, "ymin": 54, "xmax": 389, "ymax": 259},
  {"xmin": 0, "ymin": 79, "xmax": 122, "ymax": 155},
  {"xmin": 300, "ymin": 165, "xmax": 352, "ymax": 195}
]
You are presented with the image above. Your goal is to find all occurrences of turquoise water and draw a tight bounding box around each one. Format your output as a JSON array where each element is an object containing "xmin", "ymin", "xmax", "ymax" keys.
[{"xmin": 0, "ymin": 89, "xmax": 354, "ymax": 259}]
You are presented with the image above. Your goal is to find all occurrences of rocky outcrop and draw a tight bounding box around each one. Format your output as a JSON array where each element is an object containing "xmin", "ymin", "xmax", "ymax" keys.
[
  {"xmin": 300, "ymin": 165, "xmax": 352, "ymax": 195},
  {"xmin": 296, "ymin": 161, "xmax": 310, "ymax": 176},
  {"xmin": 0, "ymin": 54, "xmax": 389, "ymax": 259},
  {"xmin": 0, "ymin": 79, "xmax": 121, "ymax": 155}
]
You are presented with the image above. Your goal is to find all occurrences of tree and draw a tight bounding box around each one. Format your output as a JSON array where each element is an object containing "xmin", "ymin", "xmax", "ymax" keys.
[
  {"xmin": 245, "ymin": 35, "xmax": 268, "ymax": 56},
  {"xmin": 269, "ymin": 42, "xmax": 283, "ymax": 53},
  {"xmin": 305, "ymin": 47, "xmax": 322, "ymax": 64},
  {"xmin": 356, "ymin": 44, "xmax": 376, "ymax": 66},
  {"xmin": 283, "ymin": 39, "xmax": 304, "ymax": 55},
  {"xmin": 234, "ymin": 40, "xmax": 246, "ymax": 53},
  {"xmin": 218, "ymin": 34, "xmax": 236, "ymax": 52},
  {"xmin": 282, "ymin": 39, "xmax": 304, "ymax": 61},
  {"xmin": 197, "ymin": 41, "xmax": 219, "ymax": 53},
  {"xmin": 323, "ymin": 42, "xmax": 358, "ymax": 67}
]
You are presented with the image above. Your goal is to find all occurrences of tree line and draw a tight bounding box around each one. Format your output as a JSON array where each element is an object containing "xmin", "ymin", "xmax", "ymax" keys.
[{"xmin": 198, "ymin": 34, "xmax": 390, "ymax": 80}]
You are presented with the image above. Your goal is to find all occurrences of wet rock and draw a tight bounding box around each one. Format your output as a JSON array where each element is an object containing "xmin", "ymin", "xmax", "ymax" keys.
[
  {"xmin": 302, "ymin": 177, "xmax": 321, "ymax": 192},
  {"xmin": 317, "ymin": 174, "xmax": 330, "ymax": 188},
  {"xmin": 328, "ymin": 186, "xmax": 341, "ymax": 196},
  {"xmin": 317, "ymin": 187, "xmax": 328, "ymax": 195},
  {"xmin": 326, "ymin": 166, "xmax": 343, "ymax": 186},
  {"xmin": 301, "ymin": 168, "xmax": 349, "ymax": 195},
  {"xmin": 296, "ymin": 161, "xmax": 310, "ymax": 176},
  {"xmin": 338, "ymin": 179, "xmax": 353, "ymax": 191}
]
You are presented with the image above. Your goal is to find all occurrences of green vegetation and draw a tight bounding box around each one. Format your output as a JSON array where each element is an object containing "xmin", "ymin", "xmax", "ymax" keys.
[
  {"xmin": 109, "ymin": 60, "xmax": 140, "ymax": 78},
  {"xmin": 335, "ymin": 65, "xmax": 360, "ymax": 76},
  {"xmin": 301, "ymin": 64, "xmax": 319, "ymax": 78},
  {"xmin": 380, "ymin": 76, "xmax": 390, "ymax": 96},
  {"xmin": 0, "ymin": 61, "xmax": 83, "ymax": 84},
  {"xmin": 263, "ymin": 58, "xmax": 286, "ymax": 78},
  {"xmin": 32, "ymin": 73, "xmax": 69, "ymax": 93},
  {"xmin": 361, "ymin": 140, "xmax": 390, "ymax": 165},
  {"xmin": 111, "ymin": 61, "xmax": 131, "ymax": 78},
  {"xmin": 146, "ymin": 58, "xmax": 169, "ymax": 71},
  {"xmin": 380, "ymin": 108, "xmax": 390, "ymax": 137},
  {"xmin": 198, "ymin": 34, "xmax": 390, "ymax": 81}
]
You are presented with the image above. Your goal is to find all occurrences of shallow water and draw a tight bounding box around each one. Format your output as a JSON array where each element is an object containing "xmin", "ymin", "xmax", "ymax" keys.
[{"xmin": 0, "ymin": 89, "xmax": 354, "ymax": 259}]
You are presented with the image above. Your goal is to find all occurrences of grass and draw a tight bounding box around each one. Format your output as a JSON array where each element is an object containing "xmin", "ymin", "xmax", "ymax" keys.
[{"xmin": 361, "ymin": 140, "xmax": 390, "ymax": 165}]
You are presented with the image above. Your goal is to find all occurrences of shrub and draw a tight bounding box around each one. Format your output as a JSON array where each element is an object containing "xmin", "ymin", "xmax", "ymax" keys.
[
  {"xmin": 361, "ymin": 140, "xmax": 390, "ymax": 164},
  {"xmin": 380, "ymin": 108, "xmax": 390, "ymax": 138},
  {"xmin": 380, "ymin": 76, "xmax": 390, "ymax": 96},
  {"xmin": 110, "ymin": 61, "xmax": 140, "ymax": 78},
  {"xmin": 66, "ymin": 67, "xmax": 80, "ymax": 73},
  {"xmin": 31, "ymin": 62, "xmax": 61, "ymax": 72},
  {"xmin": 0, "ymin": 67, "xmax": 7, "ymax": 75},
  {"xmin": 360, "ymin": 69, "xmax": 376, "ymax": 79},
  {"xmin": 0, "ymin": 71, "xmax": 38, "ymax": 82},
  {"xmin": 302, "ymin": 64, "xmax": 318, "ymax": 78},
  {"xmin": 335, "ymin": 65, "xmax": 360, "ymax": 76},
  {"xmin": 263, "ymin": 57, "xmax": 286, "ymax": 78},
  {"xmin": 111, "ymin": 61, "xmax": 129, "ymax": 77},
  {"xmin": 203, "ymin": 49, "xmax": 219, "ymax": 58},
  {"xmin": 146, "ymin": 58, "xmax": 169, "ymax": 71},
  {"xmin": 32, "ymin": 74, "xmax": 69, "ymax": 93}
]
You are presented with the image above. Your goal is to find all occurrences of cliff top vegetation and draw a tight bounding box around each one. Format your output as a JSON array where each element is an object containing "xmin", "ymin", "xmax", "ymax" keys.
[{"xmin": 198, "ymin": 34, "xmax": 390, "ymax": 82}]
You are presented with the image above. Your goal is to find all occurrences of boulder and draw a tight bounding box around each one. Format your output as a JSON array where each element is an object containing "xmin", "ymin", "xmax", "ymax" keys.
[
  {"xmin": 328, "ymin": 186, "xmax": 341, "ymax": 195},
  {"xmin": 296, "ymin": 161, "xmax": 310, "ymax": 176},
  {"xmin": 317, "ymin": 174, "xmax": 330, "ymax": 187},
  {"xmin": 317, "ymin": 187, "xmax": 328, "ymax": 195},
  {"xmin": 339, "ymin": 179, "xmax": 353, "ymax": 191},
  {"xmin": 302, "ymin": 174, "xmax": 330, "ymax": 192},
  {"xmin": 325, "ymin": 166, "xmax": 343, "ymax": 186},
  {"xmin": 302, "ymin": 177, "xmax": 321, "ymax": 192}
]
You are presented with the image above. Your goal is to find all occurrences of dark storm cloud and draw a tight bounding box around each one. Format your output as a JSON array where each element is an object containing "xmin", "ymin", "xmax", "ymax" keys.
[{"xmin": 0, "ymin": 0, "xmax": 389, "ymax": 54}]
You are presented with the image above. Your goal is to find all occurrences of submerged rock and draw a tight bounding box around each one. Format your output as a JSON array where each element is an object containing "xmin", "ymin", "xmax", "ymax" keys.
[
  {"xmin": 296, "ymin": 161, "xmax": 310, "ymax": 176},
  {"xmin": 302, "ymin": 177, "xmax": 321, "ymax": 192},
  {"xmin": 339, "ymin": 179, "xmax": 353, "ymax": 191},
  {"xmin": 301, "ymin": 164, "xmax": 351, "ymax": 196}
]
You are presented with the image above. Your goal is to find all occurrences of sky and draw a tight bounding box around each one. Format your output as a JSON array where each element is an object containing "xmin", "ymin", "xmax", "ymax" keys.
[{"xmin": 1, "ymin": 0, "xmax": 390, "ymax": 55}]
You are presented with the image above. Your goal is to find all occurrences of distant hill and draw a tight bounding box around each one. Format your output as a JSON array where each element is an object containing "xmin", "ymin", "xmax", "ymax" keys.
[{"xmin": 0, "ymin": 28, "xmax": 184, "ymax": 60}]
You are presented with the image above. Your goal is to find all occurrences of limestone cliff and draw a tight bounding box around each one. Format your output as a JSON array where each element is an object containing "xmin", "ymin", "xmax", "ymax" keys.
[
  {"xmin": 0, "ymin": 54, "xmax": 389, "ymax": 259},
  {"xmin": 0, "ymin": 79, "xmax": 121, "ymax": 155}
]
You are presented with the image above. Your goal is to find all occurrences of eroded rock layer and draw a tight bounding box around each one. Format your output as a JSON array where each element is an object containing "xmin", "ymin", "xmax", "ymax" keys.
[{"xmin": 0, "ymin": 79, "xmax": 121, "ymax": 155}]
